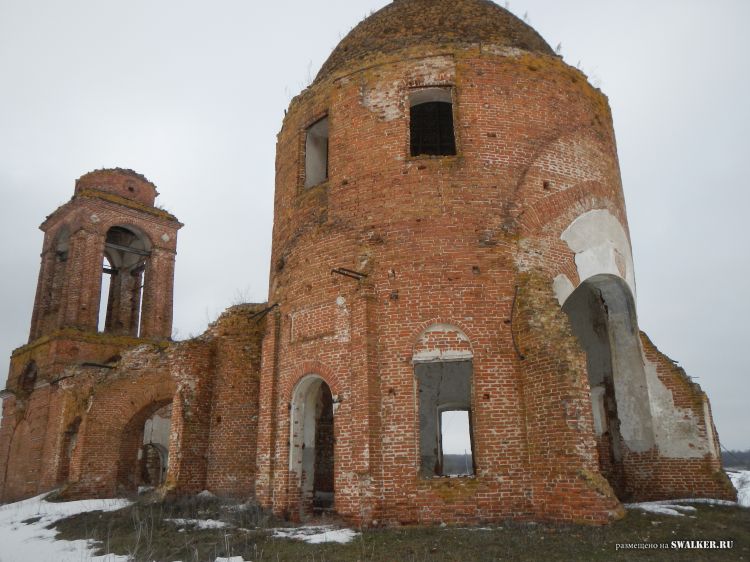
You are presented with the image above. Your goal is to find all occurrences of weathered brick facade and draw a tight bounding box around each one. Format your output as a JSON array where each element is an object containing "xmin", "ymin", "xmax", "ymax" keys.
[{"xmin": 0, "ymin": 0, "xmax": 736, "ymax": 527}]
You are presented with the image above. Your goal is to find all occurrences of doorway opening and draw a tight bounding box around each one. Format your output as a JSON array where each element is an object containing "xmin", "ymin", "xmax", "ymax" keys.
[{"xmin": 289, "ymin": 376, "xmax": 335, "ymax": 516}]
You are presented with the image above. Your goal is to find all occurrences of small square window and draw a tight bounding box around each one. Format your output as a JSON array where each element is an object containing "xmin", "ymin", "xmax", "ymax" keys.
[
  {"xmin": 409, "ymin": 88, "xmax": 456, "ymax": 157},
  {"xmin": 305, "ymin": 116, "xmax": 329, "ymax": 188}
]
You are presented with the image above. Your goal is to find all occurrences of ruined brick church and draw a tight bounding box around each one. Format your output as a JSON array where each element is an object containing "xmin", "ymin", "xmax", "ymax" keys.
[{"xmin": 0, "ymin": 0, "xmax": 736, "ymax": 525}]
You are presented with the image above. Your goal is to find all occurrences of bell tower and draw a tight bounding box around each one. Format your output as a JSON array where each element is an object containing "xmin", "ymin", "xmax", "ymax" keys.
[
  {"xmin": 0, "ymin": 169, "xmax": 182, "ymax": 502},
  {"xmin": 28, "ymin": 169, "xmax": 181, "ymax": 343}
]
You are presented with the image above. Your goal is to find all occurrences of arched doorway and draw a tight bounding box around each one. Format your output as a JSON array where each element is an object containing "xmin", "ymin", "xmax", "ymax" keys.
[
  {"xmin": 562, "ymin": 274, "xmax": 655, "ymax": 499},
  {"xmin": 117, "ymin": 401, "xmax": 172, "ymax": 491},
  {"xmin": 289, "ymin": 376, "xmax": 335, "ymax": 517}
]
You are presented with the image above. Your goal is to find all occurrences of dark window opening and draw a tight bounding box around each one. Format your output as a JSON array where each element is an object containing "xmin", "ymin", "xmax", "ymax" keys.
[
  {"xmin": 58, "ymin": 417, "xmax": 81, "ymax": 483},
  {"xmin": 20, "ymin": 360, "xmax": 38, "ymax": 394},
  {"xmin": 305, "ymin": 116, "xmax": 329, "ymax": 188},
  {"xmin": 416, "ymin": 360, "xmax": 474, "ymax": 477},
  {"xmin": 410, "ymin": 88, "xmax": 456, "ymax": 157}
]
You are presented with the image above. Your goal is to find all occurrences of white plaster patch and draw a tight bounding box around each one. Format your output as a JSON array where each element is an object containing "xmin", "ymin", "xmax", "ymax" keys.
[
  {"xmin": 413, "ymin": 324, "xmax": 472, "ymax": 363},
  {"xmin": 360, "ymin": 56, "xmax": 455, "ymax": 121},
  {"xmin": 361, "ymin": 80, "xmax": 403, "ymax": 121},
  {"xmin": 552, "ymin": 274, "xmax": 575, "ymax": 306},
  {"xmin": 590, "ymin": 385, "xmax": 607, "ymax": 435},
  {"xmin": 412, "ymin": 349, "xmax": 474, "ymax": 363},
  {"xmin": 422, "ymin": 323, "xmax": 469, "ymax": 340},
  {"xmin": 642, "ymin": 352, "xmax": 710, "ymax": 459},
  {"xmin": 561, "ymin": 209, "xmax": 636, "ymax": 298}
]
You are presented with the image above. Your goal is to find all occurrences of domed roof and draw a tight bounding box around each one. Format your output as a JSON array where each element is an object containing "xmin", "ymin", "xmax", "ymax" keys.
[{"xmin": 316, "ymin": 0, "xmax": 554, "ymax": 82}]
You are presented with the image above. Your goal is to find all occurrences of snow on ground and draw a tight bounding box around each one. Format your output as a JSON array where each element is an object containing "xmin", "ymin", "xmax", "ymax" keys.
[
  {"xmin": 166, "ymin": 517, "xmax": 229, "ymax": 529},
  {"xmin": 271, "ymin": 525, "xmax": 359, "ymax": 544},
  {"xmin": 3, "ymin": 472, "xmax": 740, "ymax": 561},
  {"xmin": 0, "ymin": 493, "xmax": 130, "ymax": 562},
  {"xmin": 624, "ymin": 502, "xmax": 699, "ymax": 517},
  {"xmin": 726, "ymin": 469, "xmax": 750, "ymax": 507}
]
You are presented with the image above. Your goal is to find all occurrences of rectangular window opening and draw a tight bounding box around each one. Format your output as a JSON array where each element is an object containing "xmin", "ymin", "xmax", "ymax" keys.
[
  {"xmin": 305, "ymin": 116, "xmax": 329, "ymax": 188},
  {"xmin": 416, "ymin": 360, "xmax": 474, "ymax": 478},
  {"xmin": 409, "ymin": 87, "xmax": 456, "ymax": 157},
  {"xmin": 439, "ymin": 409, "xmax": 474, "ymax": 476}
]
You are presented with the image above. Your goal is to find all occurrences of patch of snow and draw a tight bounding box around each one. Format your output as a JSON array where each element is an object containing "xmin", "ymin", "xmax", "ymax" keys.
[
  {"xmin": 626, "ymin": 497, "xmax": 738, "ymax": 517},
  {"xmin": 197, "ymin": 490, "xmax": 216, "ymax": 500},
  {"xmin": 167, "ymin": 517, "xmax": 229, "ymax": 529},
  {"xmin": 215, "ymin": 557, "xmax": 245, "ymax": 562},
  {"xmin": 626, "ymin": 503, "xmax": 691, "ymax": 517},
  {"xmin": 661, "ymin": 498, "xmax": 737, "ymax": 506},
  {"xmin": 727, "ymin": 470, "xmax": 750, "ymax": 508},
  {"xmin": 271, "ymin": 525, "xmax": 359, "ymax": 544},
  {"xmin": 0, "ymin": 492, "xmax": 131, "ymax": 562}
]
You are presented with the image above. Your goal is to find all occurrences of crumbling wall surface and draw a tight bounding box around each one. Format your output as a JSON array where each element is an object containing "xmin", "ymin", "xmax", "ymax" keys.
[
  {"xmin": 163, "ymin": 338, "xmax": 214, "ymax": 495},
  {"xmin": 0, "ymin": 388, "xmax": 53, "ymax": 502},
  {"xmin": 202, "ymin": 304, "xmax": 266, "ymax": 496},
  {"xmin": 633, "ymin": 332, "xmax": 736, "ymax": 502},
  {"xmin": 514, "ymin": 269, "xmax": 623, "ymax": 524},
  {"xmin": 62, "ymin": 344, "xmax": 176, "ymax": 498}
]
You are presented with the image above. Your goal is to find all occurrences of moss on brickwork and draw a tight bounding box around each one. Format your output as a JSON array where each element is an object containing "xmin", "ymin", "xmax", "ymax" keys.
[
  {"xmin": 11, "ymin": 328, "xmax": 164, "ymax": 358},
  {"xmin": 516, "ymin": 53, "xmax": 612, "ymax": 130},
  {"xmin": 316, "ymin": 0, "xmax": 553, "ymax": 83},
  {"xmin": 76, "ymin": 189, "xmax": 178, "ymax": 221},
  {"xmin": 578, "ymin": 468, "xmax": 625, "ymax": 500}
]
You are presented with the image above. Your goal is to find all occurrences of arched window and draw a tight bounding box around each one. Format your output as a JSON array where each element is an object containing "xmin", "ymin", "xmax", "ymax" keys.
[{"xmin": 409, "ymin": 88, "xmax": 456, "ymax": 157}]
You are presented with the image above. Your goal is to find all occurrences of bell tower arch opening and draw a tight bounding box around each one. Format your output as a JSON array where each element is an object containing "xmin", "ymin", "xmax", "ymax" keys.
[{"xmin": 99, "ymin": 225, "xmax": 151, "ymax": 336}]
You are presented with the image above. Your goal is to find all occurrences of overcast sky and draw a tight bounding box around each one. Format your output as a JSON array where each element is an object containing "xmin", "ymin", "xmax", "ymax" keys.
[{"xmin": 0, "ymin": 0, "xmax": 747, "ymax": 450}]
